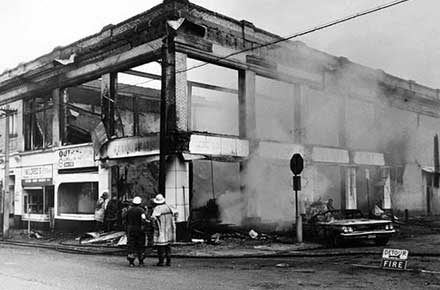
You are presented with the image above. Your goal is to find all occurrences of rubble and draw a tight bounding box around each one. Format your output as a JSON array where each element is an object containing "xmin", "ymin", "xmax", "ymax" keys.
[
  {"xmin": 29, "ymin": 231, "xmax": 43, "ymax": 239},
  {"xmin": 208, "ymin": 233, "xmax": 221, "ymax": 245},
  {"xmin": 191, "ymin": 238, "xmax": 205, "ymax": 243},
  {"xmin": 275, "ymin": 263, "xmax": 290, "ymax": 268},
  {"xmin": 248, "ymin": 229, "xmax": 259, "ymax": 239},
  {"xmin": 79, "ymin": 231, "xmax": 126, "ymax": 246}
]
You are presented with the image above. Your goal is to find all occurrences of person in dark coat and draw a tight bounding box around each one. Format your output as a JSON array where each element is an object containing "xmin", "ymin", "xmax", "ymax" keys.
[
  {"xmin": 123, "ymin": 196, "xmax": 147, "ymax": 267},
  {"xmin": 105, "ymin": 195, "xmax": 121, "ymax": 231}
]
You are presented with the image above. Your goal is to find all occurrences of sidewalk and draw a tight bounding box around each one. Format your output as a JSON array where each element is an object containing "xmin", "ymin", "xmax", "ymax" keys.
[
  {"xmin": 2, "ymin": 220, "xmax": 440, "ymax": 258},
  {"xmin": 0, "ymin": 229, "xmax": 324, "ymax": 257}
]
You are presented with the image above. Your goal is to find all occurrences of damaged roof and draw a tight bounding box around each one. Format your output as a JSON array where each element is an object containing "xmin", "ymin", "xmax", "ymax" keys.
[{"xmin": 0, "ymin": 0, "xmax": 438, "ymax": 109}]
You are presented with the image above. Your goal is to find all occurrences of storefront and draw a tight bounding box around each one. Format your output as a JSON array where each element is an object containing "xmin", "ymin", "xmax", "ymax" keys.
[
  {"xmin": 55, "ymin": 145, "xmax": 101, "ymax": 228},
  {"xmin": 21, "ymin": 164, "xmax": 54, "ymax": 223},
  {"xmin": 100, "ymin": 135, "xmax": 160, "ymax": 208}
]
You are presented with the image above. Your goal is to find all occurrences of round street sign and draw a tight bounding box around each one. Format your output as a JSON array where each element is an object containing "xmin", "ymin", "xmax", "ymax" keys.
[{"xmin": 290, "ymin": 153, "xmax": 304, "ymax": 175}]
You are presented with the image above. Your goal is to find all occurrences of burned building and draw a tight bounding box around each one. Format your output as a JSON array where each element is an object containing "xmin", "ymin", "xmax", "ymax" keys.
[{"xmin": 0, "ymin": 0, "xmax": 438, "ymax": 233}]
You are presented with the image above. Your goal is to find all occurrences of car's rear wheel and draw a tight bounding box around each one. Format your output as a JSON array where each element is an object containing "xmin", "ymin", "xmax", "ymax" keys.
[{"xmin": 375, "ymin": 237, "xmax": 389, "ymax": 246}]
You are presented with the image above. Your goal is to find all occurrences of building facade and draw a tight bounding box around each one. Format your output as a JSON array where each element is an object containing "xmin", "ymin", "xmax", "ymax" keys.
[{"xmin": 0, "ymin": 0, "xmax": 439, "ymax": 232}]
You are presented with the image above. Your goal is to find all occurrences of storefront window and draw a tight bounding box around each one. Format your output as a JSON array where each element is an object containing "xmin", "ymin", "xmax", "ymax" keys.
[
  {"xmin": 58, "ymin": 182, "xmax": 98, "ymax": 214},
  {"xmin": 24, "ymin": 186, "xmax": 54, "ymax": 214}
]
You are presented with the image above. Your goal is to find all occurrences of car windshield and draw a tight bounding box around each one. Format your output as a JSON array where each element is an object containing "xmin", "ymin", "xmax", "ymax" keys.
[{"xmin": 313, "ymin": 209, "xmax": 364, "ymax": 222}]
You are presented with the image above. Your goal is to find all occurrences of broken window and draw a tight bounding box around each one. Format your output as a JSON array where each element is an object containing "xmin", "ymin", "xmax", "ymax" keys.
[
  {"xmin": 23, "ymin": 186, "xmax": 54, "ymax": 214},
  {"xmin": 188, "ymin": 59, "xmax": 239, "ymax": 136},
  {"xmin": 62, "ymin": 79, "xmax": 101, "ymax": 145},
  {"xmin": 390, "ymin": 166, "xmax": 404, "ymax": 184},
  {"xmin": 111, "ymin": 158, "xmax": 159, "ymax": 204},
  {"xmin": 356, "ymin": 166, "xmax": 383, "ymax": 214},
  {"xmin": 0, "ymin": 102, "xmax": 20, "ymax": 153},
  {"xmin": 117, "ymin": 62, "xmax": 161, "ymax": 137},
  {"xmin": 24, "ymin": 95, "xmax": 54, "ymax": 150},
  {"xmin": 192, "ymin": 160, "xmax": 241, "ymax": 225},
  {"xmin": 57, "ymin": 182, "xmax": 98, "ymax": 215}
]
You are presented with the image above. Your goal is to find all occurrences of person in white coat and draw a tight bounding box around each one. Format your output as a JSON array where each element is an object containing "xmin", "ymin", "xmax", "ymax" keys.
[
  {"xmin": 94, "ymin": 192, "xmax": 109, "ymax": 231},
  {"xmin": 152, "ymin": 194, "xmax": 177, "ymax": 266}
]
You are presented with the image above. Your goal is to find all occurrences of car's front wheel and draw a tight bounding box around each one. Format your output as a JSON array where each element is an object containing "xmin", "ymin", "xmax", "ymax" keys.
[
  {"xmin": 327, "ymin": 232, "xmax": 343, "ymax": 248},
  {"xmin": 375, "ymin": 237, "xmax": 389, "ymax": 246}
]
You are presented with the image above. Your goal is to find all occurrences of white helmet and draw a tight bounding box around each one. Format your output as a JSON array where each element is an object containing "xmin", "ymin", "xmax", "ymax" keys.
[{"xmin": 132, "ymin": 196, "xmax": 142, "ymax": 205}]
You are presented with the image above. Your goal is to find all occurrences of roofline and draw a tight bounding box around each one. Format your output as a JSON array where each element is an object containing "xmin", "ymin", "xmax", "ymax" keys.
[{"xmin": 0, "ymin": 0, "xmax": 438, "ymax": 100}]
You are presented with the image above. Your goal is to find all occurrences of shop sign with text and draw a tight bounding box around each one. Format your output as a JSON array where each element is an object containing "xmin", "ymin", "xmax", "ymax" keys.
[
  {"xmin": 58, "ymin": 146, "xmax": 96, "ymax": 169},
  {"xmin": 103, "ymin": 136, "xmax": 160, "ymax": 159},
  {"xmin": 22, "ymin": 165, "xmax": 53, "ymax": 186}
]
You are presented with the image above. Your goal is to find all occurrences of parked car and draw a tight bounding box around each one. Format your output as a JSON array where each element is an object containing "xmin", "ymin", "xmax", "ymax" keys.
[{"xmin": 306, "ymin": 209, "xmax": 395, "ymax": 247}]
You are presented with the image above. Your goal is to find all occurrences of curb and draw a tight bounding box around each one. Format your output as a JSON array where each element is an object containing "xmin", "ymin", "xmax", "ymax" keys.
[{"xmin": 2, "ymin": 239, "xmax": 440, "ymax": 258}]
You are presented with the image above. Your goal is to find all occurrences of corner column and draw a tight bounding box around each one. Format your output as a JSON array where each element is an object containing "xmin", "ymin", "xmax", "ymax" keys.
[{"xmin": 159, "ymin": 36, "xmax": 189, "ymax": 222}]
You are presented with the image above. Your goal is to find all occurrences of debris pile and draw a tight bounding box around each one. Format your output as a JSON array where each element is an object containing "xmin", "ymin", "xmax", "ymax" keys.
[
  {"xmin": 29, "ymin": 230, "xmax": 43, "ymax": 239},
  {"xmin": 77, "ymin": 231, "xmax": 127, "ymax": 246}
]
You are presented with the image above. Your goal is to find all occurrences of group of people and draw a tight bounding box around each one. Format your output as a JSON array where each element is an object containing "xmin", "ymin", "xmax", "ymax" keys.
[{"xmin": 94, "ymin": 192, "xmax": 177, "ymax": 267}]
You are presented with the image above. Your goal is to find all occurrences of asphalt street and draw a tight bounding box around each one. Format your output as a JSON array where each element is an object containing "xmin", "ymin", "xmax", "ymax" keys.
[{"xmin": 1, "ymin": 244, "xmax": 440, "ymax": 290}]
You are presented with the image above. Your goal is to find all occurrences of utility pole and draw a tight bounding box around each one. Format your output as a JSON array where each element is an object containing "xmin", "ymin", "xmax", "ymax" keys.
[{"xmin": 1, "ymin": 107, "xmax": 17, "ymax": 240}]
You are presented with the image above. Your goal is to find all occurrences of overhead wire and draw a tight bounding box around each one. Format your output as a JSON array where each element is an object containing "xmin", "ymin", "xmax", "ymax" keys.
[
  {"xmin": 176, "ymin": 0, "xmax": 411, "ymax": 75},
  {"xmin": 118, "ymin": 0, "xmax": 411, "ymax": 92}
]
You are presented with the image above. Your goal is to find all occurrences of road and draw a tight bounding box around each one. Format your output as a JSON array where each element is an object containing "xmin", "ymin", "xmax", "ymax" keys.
[{"xmin": 0, "ymin": 244, "xmax": 439, "ymax": 290}]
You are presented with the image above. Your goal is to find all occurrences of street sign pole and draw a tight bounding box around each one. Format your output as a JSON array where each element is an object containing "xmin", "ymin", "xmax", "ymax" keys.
[
  {"xmin": 290, "ymin": 153, "xmax": 304, "ymax": 244},
  {"xmin": 294, "ymin": 176, "xmax": 302, "ymax": 243}
]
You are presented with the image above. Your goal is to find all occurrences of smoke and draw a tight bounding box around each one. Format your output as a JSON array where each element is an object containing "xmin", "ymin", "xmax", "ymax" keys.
[
  {"xmin": 190, "ymin": 44, "xmax": 435, "ymax": 229},
  {"xmin": 216, "ymin": 190, "xmax": 244, "ymax": 225}
]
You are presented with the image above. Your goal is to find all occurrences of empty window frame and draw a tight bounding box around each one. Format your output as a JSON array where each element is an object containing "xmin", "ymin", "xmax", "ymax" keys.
[
  {"xmin": 62, "ymin": 80, "xmax": 101, "ymax": 145},
  {"xmin": 117, "ymin": 62, "xmax": 161, "ymax": 137},
  {"xmin": 24, "ymin": 95, "xmax": 54, "ymax": 150},
  {"xmin": 188, "ymin": 59, "xmax": 239, "ymax": 136}
]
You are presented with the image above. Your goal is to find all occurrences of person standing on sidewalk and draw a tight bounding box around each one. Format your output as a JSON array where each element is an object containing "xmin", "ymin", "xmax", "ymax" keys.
[
  {"xmin": 152, "ymin": 194, "xmax": 177, "ymax": 266},
  {"xmin": 94, "ymin": 192, "xmax": 109, "ymax": 232},
  {"xmin": 123, "ymin": 196, "xmax": 147, "ymax": 267},
  {"xmin": 105, "ymin": 194, "xmax": 121, "ymax": 231}
]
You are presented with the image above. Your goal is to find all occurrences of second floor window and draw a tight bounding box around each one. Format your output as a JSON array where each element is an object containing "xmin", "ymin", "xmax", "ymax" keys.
[
  {"xmin": 8, "ymin": 113, "xmax": 16, "ymax": 136},
  {"xmin": 24, "ymin": 96, "xmax": 53, "ymax": 150}
]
